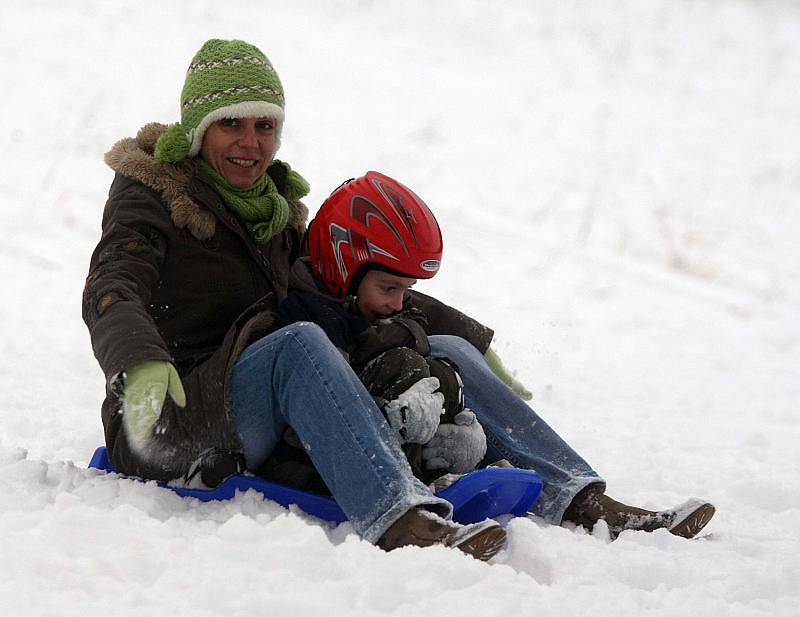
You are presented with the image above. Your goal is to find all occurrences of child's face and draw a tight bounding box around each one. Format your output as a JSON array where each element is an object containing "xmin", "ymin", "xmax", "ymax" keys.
[{"xmin": 356, "ymin": 270, "xmax": 417, "ymax": 321}]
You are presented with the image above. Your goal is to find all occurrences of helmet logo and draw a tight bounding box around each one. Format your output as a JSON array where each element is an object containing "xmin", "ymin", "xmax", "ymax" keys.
[{"xmin": 420, "ymin": 259, "xmax": 440, "ymax": 273}]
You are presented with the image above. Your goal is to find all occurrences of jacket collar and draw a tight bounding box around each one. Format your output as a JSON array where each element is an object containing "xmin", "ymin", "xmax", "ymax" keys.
[{"xmin": 104, "ymin": 122, "xmax": 307, "ymax": 241}]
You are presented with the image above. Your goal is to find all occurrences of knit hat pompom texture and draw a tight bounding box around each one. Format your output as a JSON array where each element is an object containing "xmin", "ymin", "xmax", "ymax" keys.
[{"xmin": 155, "ymin": 39, "xmax": 285, "ymax": 164}]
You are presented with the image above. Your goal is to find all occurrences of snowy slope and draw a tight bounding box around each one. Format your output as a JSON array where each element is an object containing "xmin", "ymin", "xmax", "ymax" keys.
[{"xmin": 1, "ymin": 1, "xmax": 798, "ymax": 615}]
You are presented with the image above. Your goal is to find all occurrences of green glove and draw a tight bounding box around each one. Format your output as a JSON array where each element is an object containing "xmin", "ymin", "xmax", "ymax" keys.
[
  {"xmin": 484, "ymin": 347, "xmax": 533, "ymax": 401},
  {"xmin": 122, "ymin": 360, "xmax": 186, "ymax": 448}
]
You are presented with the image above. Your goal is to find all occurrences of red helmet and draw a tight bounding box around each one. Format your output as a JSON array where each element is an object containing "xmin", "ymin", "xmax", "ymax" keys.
[{"xmin": 309, "ymin": 171, "xmax": 443, "ymax": 297}]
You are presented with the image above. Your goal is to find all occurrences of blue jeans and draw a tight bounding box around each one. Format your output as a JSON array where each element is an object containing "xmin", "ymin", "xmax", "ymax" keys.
[
  {"xmin": 230, "ymin": 322, "xmax": 452, "ymax": 543},
  {"xmin": 428, "ymin": 335, "xmax": 604, "ymax": 523}
]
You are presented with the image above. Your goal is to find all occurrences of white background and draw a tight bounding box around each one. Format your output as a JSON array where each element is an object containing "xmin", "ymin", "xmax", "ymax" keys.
[{"xmin": 1, "ymin": 1, "xmax": 798, "ymax": 615}]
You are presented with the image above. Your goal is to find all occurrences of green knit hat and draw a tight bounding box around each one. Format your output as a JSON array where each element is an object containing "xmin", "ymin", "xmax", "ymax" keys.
[{"xmin": 154, "ymin": 38, "xmax": 285, "ymax": 163}]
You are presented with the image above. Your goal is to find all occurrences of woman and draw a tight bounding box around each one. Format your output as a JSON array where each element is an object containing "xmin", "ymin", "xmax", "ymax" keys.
[{"xmin": 83, "ymin": 39, "xmax": 714, "ymax": 560}]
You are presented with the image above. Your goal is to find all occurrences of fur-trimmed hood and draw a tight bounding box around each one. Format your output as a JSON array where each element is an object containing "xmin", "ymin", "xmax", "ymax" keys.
[{"xmin": 104, "ymin": 122, "xmax": 308, "ymax": 241}]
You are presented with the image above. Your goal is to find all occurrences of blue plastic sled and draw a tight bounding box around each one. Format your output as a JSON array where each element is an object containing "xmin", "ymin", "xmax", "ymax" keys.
[{"xmin": 88, "ymin": 446, "xmax": 542, "ymax": 524}]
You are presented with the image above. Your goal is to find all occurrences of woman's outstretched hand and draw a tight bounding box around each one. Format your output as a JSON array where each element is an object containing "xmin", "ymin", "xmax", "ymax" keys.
[
  {"xmin": 122, "ymin": 360, "xmax": 186, "ymax": 449},
  {"xmin": 484, "ymin": 347, "xmax": 533, "ymax": 401},
  {"xmin": 383, "ymin": 377, "xmax": 444, "ymax": 444},
  {"xmin": 422, "ymin": 410, "xmax": 487, "ymax": 474}
]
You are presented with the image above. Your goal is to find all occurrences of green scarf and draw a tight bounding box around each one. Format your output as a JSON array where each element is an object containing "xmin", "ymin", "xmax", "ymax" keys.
[{"xmin": 197, "ymin": 159, "xmax": 300, "ymax": 245}]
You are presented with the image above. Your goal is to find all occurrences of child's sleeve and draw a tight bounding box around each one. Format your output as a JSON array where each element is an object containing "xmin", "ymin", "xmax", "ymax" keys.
[
  {"xmin": 350, "ymin": 313, "xmax": 430, "ymax": 369},
  {"xmin": 405, "ymin": 290, "xmax": 494, "ymax": 353}
]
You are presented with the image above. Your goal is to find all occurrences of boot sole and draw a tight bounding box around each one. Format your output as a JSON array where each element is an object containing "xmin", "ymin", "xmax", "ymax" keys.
[
  {"xmin": 668, "ymin": 501, "xmax": 716, "ymax": 539},
  {"xmin": 452, "ymin": 524, "xmax": 508, "ymax": 561}
]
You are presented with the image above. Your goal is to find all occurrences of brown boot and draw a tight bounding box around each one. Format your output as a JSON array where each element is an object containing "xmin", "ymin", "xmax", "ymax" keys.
[
  {"xmin": 563, "ymin": 484, "xmax": 715, "ymax": 540},
  {"xmin": 378, "ymin": 507, "xmax": 507, "ymax": 561}
]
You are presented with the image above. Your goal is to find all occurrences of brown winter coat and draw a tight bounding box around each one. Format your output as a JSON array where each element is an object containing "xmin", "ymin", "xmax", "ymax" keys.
[{"xmin": 83, "ymin": 123, "xmax": 307, "ymax": 482}]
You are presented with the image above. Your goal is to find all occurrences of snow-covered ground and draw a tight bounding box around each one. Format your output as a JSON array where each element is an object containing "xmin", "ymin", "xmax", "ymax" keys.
[{"xmin": 1, "ymin": 1, "xmax": 798, "ymax": 615}]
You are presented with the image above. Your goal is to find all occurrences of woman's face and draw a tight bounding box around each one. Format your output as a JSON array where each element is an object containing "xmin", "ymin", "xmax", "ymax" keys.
[
  {"xmin": 356, "ymin": 270, "xmax": 417, "ymax": 322},
  {"xmin": 200, "ymin": 117, "xmax": 278, "ymax": 188}
]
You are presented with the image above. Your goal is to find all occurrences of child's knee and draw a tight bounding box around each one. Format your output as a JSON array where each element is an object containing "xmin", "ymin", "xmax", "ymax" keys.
[
  {"xmin": 359, "ymin": 348, "xmax": 430, "ymax": 401},
  {"xmin": 375, "ymin": 347, "xmax": 429, "ymax": 372}
]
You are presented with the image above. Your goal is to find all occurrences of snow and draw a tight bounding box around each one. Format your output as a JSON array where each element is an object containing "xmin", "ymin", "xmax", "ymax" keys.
[{"xmin": 1, "ymin": 0, "xmax": 799, "ymax": 615}]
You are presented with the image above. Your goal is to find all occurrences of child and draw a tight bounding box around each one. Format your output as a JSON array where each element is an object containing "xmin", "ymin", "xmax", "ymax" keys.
[{"xmin": 276, "ymin": 171, "xmax": 487, "ymax": 486}]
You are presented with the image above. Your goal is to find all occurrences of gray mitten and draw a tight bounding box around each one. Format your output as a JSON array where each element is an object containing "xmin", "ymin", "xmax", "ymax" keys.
[
  {"xmin": 422, "ymin": 410, "xmax": 487, "ymax": 474},
  {"xmin": 383, "ymin": 376, "xmax": 444, "ymax": 444}
]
